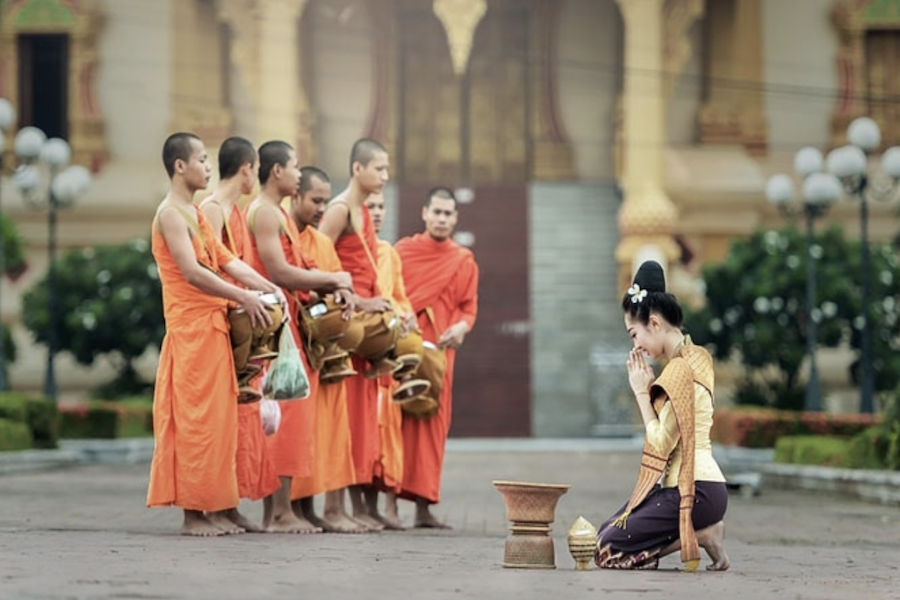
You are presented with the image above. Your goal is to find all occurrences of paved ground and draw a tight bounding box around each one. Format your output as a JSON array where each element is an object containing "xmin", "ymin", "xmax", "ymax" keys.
[{"xmin": 1, "ymin": 441, "xmax": 899, "ymax": 600}]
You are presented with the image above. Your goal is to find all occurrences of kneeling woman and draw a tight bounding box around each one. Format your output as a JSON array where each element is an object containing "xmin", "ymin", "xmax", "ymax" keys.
[{"xmin": 595, "ymin": 260, "xmax": 729, "ymax": 572}]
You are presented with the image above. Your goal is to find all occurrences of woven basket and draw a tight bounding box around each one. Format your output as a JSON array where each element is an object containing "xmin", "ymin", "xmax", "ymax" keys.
[{"xmin": 493, "ymin": 481, "xmax": 570, "ymax": 524}]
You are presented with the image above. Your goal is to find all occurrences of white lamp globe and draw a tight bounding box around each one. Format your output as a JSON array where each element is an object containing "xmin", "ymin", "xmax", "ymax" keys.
[
  {"xmin": 13, "ymin": 164, "xmax": 41, "ymax": 194},
  {"xmin": 64, "ymin": 164, "xmax": 92, "ymax": 196},
  {"xmin": 803, "ymin": 173, "xmax": 842, "ymax": 207},
  {"xmin": 40, "ymin": 137, "xmax": 71, "ymax": 169},
  {"xmin": 880, "ymin": 146, "xmax": 900, "ymax": 180},
  {"xmin": 765, "ymin": 174, "xmax": 794, "ymax": 206},
  {"xmin": 827, "ymin": 145, "xmax": 868, "ymax": 179},
  {"xmin": 793, "ymin": 147, "xmax": 824, "ymax": 177},
  {"xmin": 14, "ymin": 126, "xmax": 46, "ymax": 160},
  {"xmin": 847, "ymin": 117, "xmax": 881, "ymax": 151}
]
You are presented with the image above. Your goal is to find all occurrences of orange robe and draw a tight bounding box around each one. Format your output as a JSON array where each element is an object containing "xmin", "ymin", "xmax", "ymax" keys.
[
  {"xmin": 395, "ymin": 233, "xmax": 479, "ymax": 504},
  {"xmin": 147, "ymin": 208, "xmax": 239, "ymax": 512},
  {"xmin": 333, "ymin": 204, "xmax": 381, "ymax": 485},
  {"xmin": 373, "ymin": 239, "xmax": 410, "ymax": 493},
  {"xmin": 290, "ymin": 226, "xmax": 357, "ymax": 499},
  {"xmin": 202, "ymin": 199, "xmax": 280, "ymax": 501},
  {"xmin": 243, "ymin": 202, "xmax": 319, "ymax": 479}
]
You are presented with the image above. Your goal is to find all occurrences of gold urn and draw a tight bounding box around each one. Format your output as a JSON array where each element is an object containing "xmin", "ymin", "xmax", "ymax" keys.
[{"xmin": 567, "ymin": 515, "xmax": 598, "ymax": 571}]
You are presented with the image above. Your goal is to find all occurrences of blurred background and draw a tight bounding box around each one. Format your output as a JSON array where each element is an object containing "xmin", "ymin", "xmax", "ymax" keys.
[{"xmin": 2, "ymin": 0, "xmax": 900, "ymax": 440}]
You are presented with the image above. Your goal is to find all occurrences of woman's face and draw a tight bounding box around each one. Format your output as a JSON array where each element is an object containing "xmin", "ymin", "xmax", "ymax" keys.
[{"xmin": 624, "ymin": 313, "xmax": 665, "ymax": 360}]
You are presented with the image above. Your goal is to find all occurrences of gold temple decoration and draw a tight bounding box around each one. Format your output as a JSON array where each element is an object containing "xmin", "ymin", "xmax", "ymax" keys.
[
  {"xmin": 433, "ymin": 0, "xmax": 487, "ymax": 76},
  {"xmin": 663, "ymin": 0, "xmax": 704, "ymax": 98}
]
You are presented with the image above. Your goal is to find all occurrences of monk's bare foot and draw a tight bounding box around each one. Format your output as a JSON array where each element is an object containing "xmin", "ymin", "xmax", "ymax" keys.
[
  {"xmin": 414, "ymin": 508, "xmax": 452, "ymax": 530},
  {"xmin": 322, "ymin": 512, "xmax": 370, "ymax": 533},
  {"xmin": 226, "ymin": 508, "xmax": 263, "ymax": 533},
  {"xmin": 266, "ymin": 512, "xmax": 323, "ymax": 534},
  {"xmin": 352, "ymin": 513, "xmax": 385, "ymax": 532},
  {"xmin": 374, "ymin": 512, "xmax": 406, "ymax": 531},
  {"xmin": 181, "ymin": 510, "xmax": 226, "ymax": 537},
  {"xmin": 698, "ymin": 521, "xmax": 730, "ymax": 571},
  {"xmin": 206, "ymin": 511, "xmax": 245, "ymax": 535}
]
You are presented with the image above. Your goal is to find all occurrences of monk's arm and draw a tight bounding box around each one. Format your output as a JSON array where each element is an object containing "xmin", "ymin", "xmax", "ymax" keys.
[
  {"xmin": 199, "ymin": 200, "xmax": 225, "ymax": 241},
  {"xmin": 222, "ymin": 259, "xmax": 281, "ymax": 296},
  {"xmin": 253, "ymin": 205, "xmax": 351, "ymax": 292},
  {"xmin": 318, "ymin": 202, "xmax": 349, "ymax": 243},
  {"xmin": 453, "ymin": 258, "xmax": 479, "ymax": 331},
  {"xmin": 157, "ymin": 209, "xmax": 271, "ymax": 324}
]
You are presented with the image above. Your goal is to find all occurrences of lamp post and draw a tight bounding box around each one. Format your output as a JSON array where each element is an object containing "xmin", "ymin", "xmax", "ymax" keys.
[
  {"xmin": 10, "ymin": 124, "xmax": 92, "ymax": 400},
  {"xmin": 766, "ymin": 149, "xmax": 842, "ymax": 412},
  {"xmin": 0, "ymin": 97, "xmax": 16, "ymax": 391},
  {"xmin": 826, "ymin": 117, "xmax": 900, "ymax": 414}
]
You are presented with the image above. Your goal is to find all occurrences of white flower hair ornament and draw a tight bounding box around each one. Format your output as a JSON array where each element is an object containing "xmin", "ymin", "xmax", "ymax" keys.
[{"xmin": 628, "ymin": 284, "xmax": 647, "ymax": 304}]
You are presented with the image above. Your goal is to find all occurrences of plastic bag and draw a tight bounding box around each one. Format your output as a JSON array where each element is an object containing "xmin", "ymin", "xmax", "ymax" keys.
[
  {"xmin": 259, "ymin": 397, "xmax": 282, "ymax": 436},
  {"xmin": 262, "ymin": 328, "xmax": 310, "ymax": 400}
]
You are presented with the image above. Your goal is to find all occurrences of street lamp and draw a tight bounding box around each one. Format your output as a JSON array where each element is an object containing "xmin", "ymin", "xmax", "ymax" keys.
[
  {"xmin": 10, "ymin": 120, "xmax": 92, "ymax": 400},
  {"xmin": 826, "ymin": 117, "xmax": 900, "ymax": 414},
  {"xmin": 766, "ymin": 148, "xmax": 842, "ymax": 412},
  {"xmin": 0, "ymin": 97, "xmax": 16, "ymax": 391}
]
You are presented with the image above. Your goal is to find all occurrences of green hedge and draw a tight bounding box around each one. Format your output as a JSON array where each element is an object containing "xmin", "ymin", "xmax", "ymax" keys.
[
  {"xmin": 0, "ymin": 418, "xmax": 33, "ymax": 451},
  {"xmin": 0, "ymin": 392, "xmax": 59, "ymax": 449},
  {"xmin": 59, "ymin": 398, "xmax": 153, "ymax": 439},
  {"xmin": 774, "ymin": 435, "xmax": 851, "ymax": 467},
  {"xmin": 711, "ymin": 407, "xmax": 879, "ymax": 448}
]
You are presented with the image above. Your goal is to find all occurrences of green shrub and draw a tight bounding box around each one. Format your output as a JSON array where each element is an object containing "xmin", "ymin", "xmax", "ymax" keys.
[
  {"xmin": 59, "ymin": 399, "xmax": 153, "ymax": 439},
  {"xmin": 774, "ymin": 435, "xmax": 851, "ymax": 467},
  {"xmin": 711, "ymin": 407, "xmax": 879, "ymax": 448},
  {"xmin": 0, "ymin": 392, "xmax": 58, "ymax": 449},
  {"xmin": 0, "ymin": 392, "xmax": 29, "ymax": 423},
  {"xmin": 845, "ymin": 426, "xmax": 889, "ymax": 470},
  {"xmin": 0, "ymin": 417, "xmax": 33, "ymax": 451}
]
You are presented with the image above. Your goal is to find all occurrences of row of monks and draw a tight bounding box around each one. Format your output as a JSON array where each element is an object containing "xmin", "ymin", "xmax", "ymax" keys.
[{"xmin": 145, "ymin": 134, "xmax": 479, "ymax": 536}]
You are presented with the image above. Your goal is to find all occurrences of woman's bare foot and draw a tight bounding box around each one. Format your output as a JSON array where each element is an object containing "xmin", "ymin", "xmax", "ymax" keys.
[
  {"xmin": 697, "ymin": 521, "xmax": 730, "ymax": 571},
  {"xmin": 266, "ymin": 511, "xmax": 323, "ymax": 534},
  {"xmin": 181, "ymin": 510, "xmax": 226, "ymax": 537},
  {"xmin": 206, "ymin": 510, "xmax": 245, "ymax": 535}
]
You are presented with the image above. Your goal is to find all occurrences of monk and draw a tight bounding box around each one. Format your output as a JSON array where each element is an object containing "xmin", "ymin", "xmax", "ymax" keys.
[
  {"xmin": 395, "ymin": 187, "xmax": 479, "ymax": 529},
  {"xmin": 319, "ymin": 138, "xmax": 394, "ymax": 531},
  {"xmin": 364, "ymin": 191, "xmax": 414, "ymax": 530},
  {"xmin": 243, "ymin": 140, "xmax": 353, "ymax": 533},
  {"xmin": 147, "ymin": 132, "xmax": 285, "ymax": 537},
  {"xmin": 288, "ymin": 165, "xmax": 367, "ymax": 534},
  {"xmin": 198, "ymin": 136, "xmax": 279, "ymax": 533}
]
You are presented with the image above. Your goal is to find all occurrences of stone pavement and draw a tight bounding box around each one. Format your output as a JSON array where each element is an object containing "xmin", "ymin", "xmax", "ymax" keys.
[{"xmin": 1, "ymin": 439, "xmax": 899, "ymax": 600}]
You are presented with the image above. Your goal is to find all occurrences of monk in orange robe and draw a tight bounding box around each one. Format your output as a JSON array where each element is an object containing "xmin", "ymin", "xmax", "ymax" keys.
[
  {"xmin": 243, "ymin": 140, "xmax": 353, "ymax": 534},
  {"xmin": 365, "ymin": 191, "xmax": 413, "ymax": 530},
  {"xmin": 199, "ymin": 136, "xmax": 280, "ymax": 533},
  {"xmin": 395, "ymin": 187, "xmax": 479, "ymax": 529},
  {"xmin": 147, "ymin": 132, "xmax": 285, "ymax": 537},
  {"xmin": 287, "ymin": 165, "xmax": 366, "ymax": 534},
  {"xmin": 319, "ymin": 138, "xmax": 394, "ymax": 531}
]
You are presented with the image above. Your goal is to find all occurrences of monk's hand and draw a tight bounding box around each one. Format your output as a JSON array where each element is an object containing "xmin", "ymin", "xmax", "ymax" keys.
[
  {"xmin": 356, "ymin": 297, "xmax": 392, "ymax": 314},
  {"xmin": 273, "ymin": 289, "xmax": 290, "ymax": 323},
  {"xmin": 439, "ymin": 322, "xmax": 468, "ymax": 349},
  {"xmin": 241, "ymin": 290, "xmax": 274, "ymax": 329},
  {"xmin": 335, "ymin": 289, "xmax": 356, "ymax": 319},
  {"xmin": 626, "ymin": 348, "xmax": 654, "ymax": 398},
  {"xmin": 331, "ymin": 271, "xmax": 353, "ymax": 292}
]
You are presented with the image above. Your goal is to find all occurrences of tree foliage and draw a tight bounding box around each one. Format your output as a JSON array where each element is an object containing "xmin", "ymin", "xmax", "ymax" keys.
[
  {"xmin": 21, "ymin": 239, "xmax": 163, "ymax": 398},
  {"xmin": 684, "ymin": 225, "xmax": 900, "ymax": 410}
]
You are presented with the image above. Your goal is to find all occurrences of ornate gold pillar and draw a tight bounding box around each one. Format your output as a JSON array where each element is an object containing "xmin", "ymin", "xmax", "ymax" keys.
[
  {"xmin": 614, "ymin": 0, "xmax": 679, "ymax": 291},
  {"xmin": 217, "ymin": 0, "xmax": 311, "ymax": 158},
  {"xmin": 698, "ymin": 0, "xmax": 767, "ymax": 154}
]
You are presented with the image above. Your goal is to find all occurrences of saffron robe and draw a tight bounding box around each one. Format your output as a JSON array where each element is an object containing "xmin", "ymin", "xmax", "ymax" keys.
[
  {"xmin": 332, "ymin": 203, "xmax": 381, "ymax": 484},
  {"xmin": 373, "ymin": 239, "xmax": 411, "ymax": 493},
  {"xmin": 290, "ymin": 226, "xmax": 357, "ymax": 499},
  {"xmin": 147, "ymin": 207, "xmax": 240, "ymax": 512},
  {"xmin": 243, "ymin": 201, "xmax": 319, "ymax": 479},
  {"xmin": 395, "ymin": 233, "xmax": 478, "ymax": 504},
  {"xmin": 201, "ymin": 198, "xmax": 280, "ymax": 501}
]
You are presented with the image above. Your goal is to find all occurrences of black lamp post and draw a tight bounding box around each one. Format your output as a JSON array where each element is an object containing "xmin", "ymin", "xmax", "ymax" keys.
[
  {"xmin": 826, "ymin": 117, "xmax": 900, "ymax": 414},
  {"xmin": 11, "ymin": 126, "xmax": 91, "ymax": 400},
  {"xmin": 766, "ymin": 150, "xmax": 841, "ymax": 412}
]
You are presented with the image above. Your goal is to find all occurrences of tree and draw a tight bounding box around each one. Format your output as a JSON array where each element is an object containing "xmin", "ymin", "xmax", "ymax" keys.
[
  {"xmin": 684, "ymin": 225, "xmax": 900, "ymax": 410},
  {"xmin": 21, "ymin": 239, "xmax": 164, "ymax": 398},
  {"xmin": 1, "ymin": 214, "xmax": 25, "ymax": 383}
]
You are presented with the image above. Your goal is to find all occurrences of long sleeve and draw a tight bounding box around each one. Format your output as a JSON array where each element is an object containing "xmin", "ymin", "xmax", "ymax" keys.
[{"xmin": 644, "ymin": 398, "xmax": 680, "ymax": 459}]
